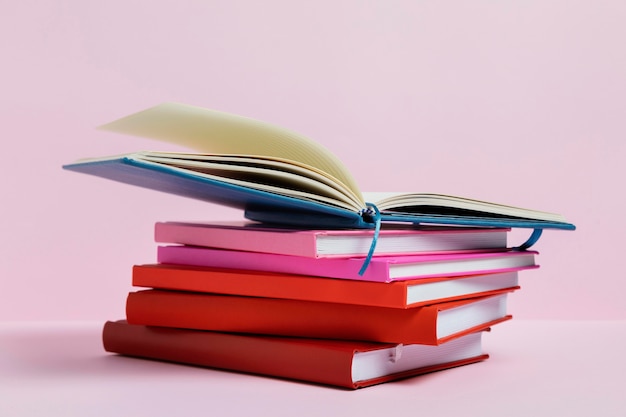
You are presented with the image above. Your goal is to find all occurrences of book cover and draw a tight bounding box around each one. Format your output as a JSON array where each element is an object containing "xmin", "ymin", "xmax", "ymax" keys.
[
  {"xmin": 156, "ymin": 244, "xmax": 537, "ymax": 282},
  {"xmin": 125, "ymin": 290, "xmax": 512, "ymax": 345},
  {"xmin": 133, "ymin": 263, "xmax": 521, "ymax": 309},
  {"xmin": 103, "ymin": 320, "xmax": 489, "ymax": 389},
  {"xmin": 63, "ymin": 103, "xmax": 575, "ymax": 237},
  {"xmin": 154, "ymin": 220, "xmax": 510, "ymax": 258}
]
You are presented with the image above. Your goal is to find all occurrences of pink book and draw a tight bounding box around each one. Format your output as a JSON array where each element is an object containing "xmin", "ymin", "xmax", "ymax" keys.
[
  {"xmin": 157, "ymin": 245, "xmax": 538, "ymax": 283},
  {"xmin": 154, "ymin": 221, "xmax": 509, "ymax": 258}
]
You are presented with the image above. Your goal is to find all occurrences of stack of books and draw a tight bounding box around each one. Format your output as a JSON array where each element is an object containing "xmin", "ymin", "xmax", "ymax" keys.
[
  {"xmin": 103, "ymin": 220, "xmax": 539, "ymax": 388},
  {"xmin": 64, "ymin": 103, "xmax": 574, "ymax": 389}
]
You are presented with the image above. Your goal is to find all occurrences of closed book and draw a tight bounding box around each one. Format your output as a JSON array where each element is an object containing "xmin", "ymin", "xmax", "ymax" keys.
[
  {"xmin": 133, "ymin": 263, "xmax": 520, "ymax": 309},
  {"xmin": 157, "ymin": 244, "xmax": 537, "ymax": 282},
  {"xmin": 154, "ymin": 221, "xmax": 510, "ymax": 258},
  {"xmin": 125, "ymin": 290, "xmax": 512, "ymax": 345},
  {"xmin": 103, "ymin": 320, "xmax": 489, "ymax": 389}
]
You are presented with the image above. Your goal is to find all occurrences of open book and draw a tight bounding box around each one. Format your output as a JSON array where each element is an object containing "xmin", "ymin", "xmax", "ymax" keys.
[{"xmin": 63, "ymin": 103, "xmax": 575, "ymax": 236}]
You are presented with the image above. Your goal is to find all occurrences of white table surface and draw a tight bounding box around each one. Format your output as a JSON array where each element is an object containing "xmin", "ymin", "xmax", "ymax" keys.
[{"xmin": 1, "ymin": 320, "xmax": 625, "ymax": 417}]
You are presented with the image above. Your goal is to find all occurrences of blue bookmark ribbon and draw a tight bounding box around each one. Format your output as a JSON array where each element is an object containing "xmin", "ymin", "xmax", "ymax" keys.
[
  {"xmin": 357, "ymin": 207, "xmax": 541, "ymax": 274},
  {"xmin": 513, "ymin": 228, "xmax": 543, "ymax": 251},
  {"xmin": 358, "ymin": 203, "xmax": 382, "ymax": 276}
]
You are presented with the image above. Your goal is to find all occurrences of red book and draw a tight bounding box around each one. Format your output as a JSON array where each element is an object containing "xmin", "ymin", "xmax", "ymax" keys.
[
  {"xmin": 133, "ymin": 263, "xmax": 521, "ymax": 309},
  {"xmin": 125, "ymin": 290, "xmax": 512, "ymax": 345},
  {"xmin": 103, "ymin": 320, "xmax": 489, "ymax": 389}
]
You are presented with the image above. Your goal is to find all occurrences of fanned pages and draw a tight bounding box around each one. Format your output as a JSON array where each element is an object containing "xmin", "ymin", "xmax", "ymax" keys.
[
  {"xmin": 64, "ymin": 103, "xmax": 575, "ymax": 234},
  {"xmin": 99, "ymin": 102, "xmax": 364, "ymax": 207}
]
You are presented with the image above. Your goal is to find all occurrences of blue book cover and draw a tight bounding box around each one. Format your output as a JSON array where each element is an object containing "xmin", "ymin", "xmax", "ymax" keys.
[{"xmin": 62, "ymin": 103, "xmax": 575, "ymax": 250}]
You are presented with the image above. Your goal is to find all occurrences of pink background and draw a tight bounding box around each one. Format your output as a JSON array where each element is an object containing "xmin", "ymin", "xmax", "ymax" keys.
[{"xmin": 2, "ymin": 1, "xmax": 624, "ymax": 321}]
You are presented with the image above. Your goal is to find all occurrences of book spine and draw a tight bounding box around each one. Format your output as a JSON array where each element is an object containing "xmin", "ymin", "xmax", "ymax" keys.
[
  {"xmin": 155, "ymin": 222, "xmax": 318, "ymax": 257},
  {"xmin": 103, "ymin": 320, "xmax": 357, "ymax": 388},
  {"xmin": 132, "ymin": 264, "xmax": 406, "ymax": 308},
  {"xmin": 156, "ymin": 245, "xmax": 392, "ymax": 282},
  {"xmin": 125, "ymin": 290, "xmax": 443, "ymax": 344}
]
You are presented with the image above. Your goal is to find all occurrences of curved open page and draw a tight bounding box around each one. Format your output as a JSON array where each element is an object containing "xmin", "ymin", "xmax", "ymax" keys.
[{"xmin": 99, "ymin": 102, "xmax": 364, "ymax": 206}]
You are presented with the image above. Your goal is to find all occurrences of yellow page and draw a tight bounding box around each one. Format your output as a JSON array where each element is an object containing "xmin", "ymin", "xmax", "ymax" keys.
[{"xmin": 100, "ymin": 102, "xmax": 364, "ymax": 206}]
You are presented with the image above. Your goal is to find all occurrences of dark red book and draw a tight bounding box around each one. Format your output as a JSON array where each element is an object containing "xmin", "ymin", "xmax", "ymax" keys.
[{"xmin": 103, "ymin": 320, "xmax": 488, "ymax": 389}]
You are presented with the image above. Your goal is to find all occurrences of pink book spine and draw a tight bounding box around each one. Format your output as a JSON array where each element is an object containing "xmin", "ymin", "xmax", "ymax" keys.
[
  {"xmin": 156, "ymin": 246, "xmax": 537, "ymax": 283},
  {"xmin": 157, "ymin": 245, "xmax": 393, "ymax": 282},
  {"xmin": 154, "ymin": 222, "xmax": 319, "ymax": 258}
]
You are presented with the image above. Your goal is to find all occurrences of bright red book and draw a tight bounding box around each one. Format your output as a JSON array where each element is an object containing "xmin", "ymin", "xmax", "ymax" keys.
[
  {"xmin": 133, "ymin": 263, "xmax": 521, "ymax": 309},
  {"xmin": 125, "ymin": 290, "xmax": 512, "ymax": 345},
  {"xmin": 103, "ymin": 320, "xmax": 489, "ymax": 389}
]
